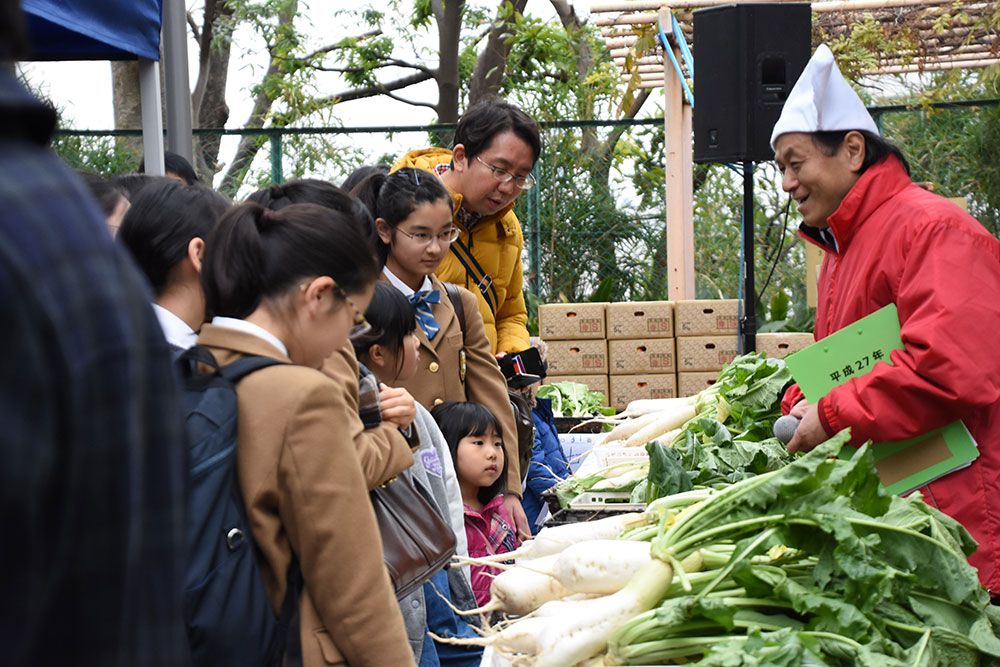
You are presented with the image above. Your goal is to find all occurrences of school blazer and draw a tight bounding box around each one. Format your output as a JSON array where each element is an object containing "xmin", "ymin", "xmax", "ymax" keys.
[
  {"xmin": 321, "ymin": 341, "xmax": 415, "ymax": 489},
  {"xmin": 384, "ymin": 275, "xmax": 521, "ymax": 494},
  {"xmin": 196, "ymin": 325, "xmax": 415, "ymax": 667}
]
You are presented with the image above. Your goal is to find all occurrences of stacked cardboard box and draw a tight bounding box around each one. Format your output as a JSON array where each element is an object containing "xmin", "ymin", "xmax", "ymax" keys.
[
  {"xmin": 674, "ymin": 299, "xmax": 741, "ymax": 397},
  {"xmin": 540, "ymin": 300, "xmax": 816, "ymax": 405},
  {"xmin": 674, "ymin": 299, "xmax": 815, "ymax": 396},
  {"xmin": 539, "ymin": 303, "xmax": 610, "ymax": 401},
  {"xmin": 606, "ymin": 302, "xmax": 677, "ymax": 411},
  {"xmin": 539, "ymin": 301, "xmax": 679, "ymax": 411}
]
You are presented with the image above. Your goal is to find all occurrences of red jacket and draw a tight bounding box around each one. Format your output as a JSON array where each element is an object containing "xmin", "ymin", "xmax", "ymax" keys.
[{"xmin": 782, "ymin": 156, "xmax": 1000, "ymax": 592}]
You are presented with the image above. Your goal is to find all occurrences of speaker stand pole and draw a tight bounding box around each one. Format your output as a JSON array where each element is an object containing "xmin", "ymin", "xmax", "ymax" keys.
[{"xmin": 742, "ymin": 161, "xmax": 757, "ymax": 353}]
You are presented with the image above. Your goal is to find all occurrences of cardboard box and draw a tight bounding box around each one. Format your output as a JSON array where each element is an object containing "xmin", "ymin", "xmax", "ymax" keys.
[
  {"xmin": 544, "ymin": 374, "xmax": 610, "ymax": 401},
  {"xmin": 678, "ymin": 372, "xmax": 720, "ymax": 397},
  {"xmin": 545, "ymin": 340, "xmax": 608, "ymax": 375},
  {"xmin": 606, "ymin": 301, "xmax": 674, "ymax": 339},
  {"xmin": 755, "ymin": 332, "xmax": 815, "ymax": 360},
  {"xmin": 609, "ymin": 374, "xmax": 678, "ymax": 411},
  {"xmin": 676, "ymin": 335, "xmax": 740, "ymax": 372},
  {"xmin": 674, "ymin": 299, "xmax": 740, "ymax": 336},
  {"xmin": 608, "ymin": 338, "xmax": 676, "ymax": 375},
  {"xmin": 538, "ymin": 303, "xmax": 606, "ymax": 340}
]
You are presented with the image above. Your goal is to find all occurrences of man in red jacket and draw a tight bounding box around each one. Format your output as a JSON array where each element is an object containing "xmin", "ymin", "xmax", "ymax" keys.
[{"xmin": 772, "ymin": 45, "xmax": 1000, "ymax": 594}]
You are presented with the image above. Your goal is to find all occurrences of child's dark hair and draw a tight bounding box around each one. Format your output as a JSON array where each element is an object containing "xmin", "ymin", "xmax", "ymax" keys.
[
  {"xmin": 349, "ymin": 167, "xmax": 453, "ymax": 263},
  {"xmin": 246, "ymin": 178, "xmax": 379, "ymax": 252},
  {"xmin": 139, "ymin": 150, "xmax": 200, "ymax": 185},
  {"xmin": 202, "ymin": 202, "xmax": 380, "ymax": 319},
  {"xmin": 118, "ymin": 179, "xmax": 231, "ymax": 295},
  {"xmin": 352, "ymin": 282, "xmax": 417, "ymax": 382},
  {"xmin": 77, "ymin": 170, "xmax": 126, "ymax": 217},
  {"xmin": 341, "ymin": 164, "xmax": 390, "ymax": 193},
  {"xmin": 431, "ymin": 401, "xmax": 508, "ymax": 505},
  {"xmin": 110, "ymin": 172, "xmax": 166, "ymax": 201}
]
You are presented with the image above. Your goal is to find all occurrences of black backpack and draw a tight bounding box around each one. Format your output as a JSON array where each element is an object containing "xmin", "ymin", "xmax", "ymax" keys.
[
  {"xmin": 442, "ymin": 283, "xmax": 534, "ymax": 482},
  {"xmin": 177, "ymin": 346, "xmax": 302, "ymax": 667}
]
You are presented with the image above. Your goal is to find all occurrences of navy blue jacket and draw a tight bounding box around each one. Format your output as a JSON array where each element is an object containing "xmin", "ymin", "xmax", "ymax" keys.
[
  {"xmin": 0, "ymin": 71, "xmax": 189, "ymax": 666},
  {"xmin": 521, "ymin": 397, "xmax": 573, "ymax": 533}
]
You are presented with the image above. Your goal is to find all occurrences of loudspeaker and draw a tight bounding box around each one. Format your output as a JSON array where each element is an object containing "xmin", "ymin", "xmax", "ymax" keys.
[{"xmin": 693, "ymin": 3, "xmax": 811, "ymax": 163}]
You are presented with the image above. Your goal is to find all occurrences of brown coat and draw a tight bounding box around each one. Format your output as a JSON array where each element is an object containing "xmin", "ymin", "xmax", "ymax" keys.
[
  {"xmin": 321, "ymin": 341, "xmax": 415, "ymax": 489},
  {"xmin": 196, "ymin": 325, "xmax": 415, "ymax": 667},
  {"xmin": 384, "ymin": 274, "xmax": 521, "ymax": 494}
]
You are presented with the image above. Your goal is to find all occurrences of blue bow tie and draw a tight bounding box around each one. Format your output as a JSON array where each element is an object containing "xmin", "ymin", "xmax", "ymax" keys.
[{"xmin": 408, "ymin": 289, "xmax": 441, "ymax": 340}]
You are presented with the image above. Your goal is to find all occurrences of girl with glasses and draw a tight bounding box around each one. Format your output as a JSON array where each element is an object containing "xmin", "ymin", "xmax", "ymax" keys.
[
  {"xmin": 197, "ymin": 202, "xmax": 415, "ymax": 667},
  {"xmin": 350, "ymin": 167, "xmax": 527, "ymax": 540}
]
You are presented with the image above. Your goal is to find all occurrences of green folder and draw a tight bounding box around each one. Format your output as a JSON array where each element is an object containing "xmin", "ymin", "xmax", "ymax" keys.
[{"xmin": 783, "ymin": 304, "xmax": 978, "ymax": 495}]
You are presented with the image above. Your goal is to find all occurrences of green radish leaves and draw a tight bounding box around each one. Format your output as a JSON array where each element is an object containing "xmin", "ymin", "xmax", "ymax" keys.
[{"xmin": 645, "ymin": 440, "xmax": 693, "ymax": 501}]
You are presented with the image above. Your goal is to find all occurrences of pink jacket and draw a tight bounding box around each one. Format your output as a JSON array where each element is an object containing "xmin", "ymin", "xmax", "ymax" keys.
[
  {"xmin": 464, "ymin": 495, "xmax": 520, "ymax": 606},
  {"xmin": 782, "ymin": 156, "xmax": 1000, "ymax": 592}
]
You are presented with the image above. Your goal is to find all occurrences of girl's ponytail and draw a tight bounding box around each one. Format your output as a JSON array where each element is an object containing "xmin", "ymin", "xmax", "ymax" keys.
[
  {"xmin": 202, "ymin": 203, "xmax": 270, "ymax": 319},
  {"xmin": 202, "ymin": 202, "xmax": 379, "ymax": 320}
]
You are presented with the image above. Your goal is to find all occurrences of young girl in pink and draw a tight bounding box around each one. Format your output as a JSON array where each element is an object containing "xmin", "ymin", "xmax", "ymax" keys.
[{"xmin": 431, "ymin": 401, "xmax": 519, "ymax": 606}]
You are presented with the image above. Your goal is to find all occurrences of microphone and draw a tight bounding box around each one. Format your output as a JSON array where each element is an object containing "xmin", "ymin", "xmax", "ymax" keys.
[{"xmin": 773, "ymin": 415, "xmax": 801, "ymax": 444}]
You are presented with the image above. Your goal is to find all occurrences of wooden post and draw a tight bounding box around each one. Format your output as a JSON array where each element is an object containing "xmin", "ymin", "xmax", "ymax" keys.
[{"xmin": 661, "ymin": 8, "xmax": 695, "ymax": 301}]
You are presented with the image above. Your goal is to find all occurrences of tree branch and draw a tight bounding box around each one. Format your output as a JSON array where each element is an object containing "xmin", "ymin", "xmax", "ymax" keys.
[
  {"xmin": 310, "ymin": 58, "xmax": 435, "ymax": 76},
  {"xmin": 186, "ymin": 11, "xmax": 201, "ymax": 43},
  {"xmin": 301, "ymin": 29, "xmax": 381, "ymax": 61},
  {"xmin": 379, "ymin": 90, "xmax": 440, "ymax": 111},
  {"xmin": 317, "ymin": 70, "xmax": 436, "ymax": 105}
]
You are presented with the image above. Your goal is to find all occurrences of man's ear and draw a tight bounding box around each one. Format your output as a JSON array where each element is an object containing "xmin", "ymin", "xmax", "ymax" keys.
[
  {"xmin": 451, "ymin": 143, "xmax": 468, "ymax": 173},
  {"xmin": 843, "ymin": 131, "xmax": 866, "ymax": 172}
]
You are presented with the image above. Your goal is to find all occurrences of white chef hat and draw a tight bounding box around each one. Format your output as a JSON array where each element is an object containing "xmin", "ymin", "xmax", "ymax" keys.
[{"xmin": 770, "ymin": 44, "xmax": 879, "ymax": 149}]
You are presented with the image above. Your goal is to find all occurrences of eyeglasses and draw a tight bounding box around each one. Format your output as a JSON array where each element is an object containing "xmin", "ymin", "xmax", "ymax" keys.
[
  {"xmin": 395, "ymin": 226, "xmax": 461, "ymax": 247},
  {"xmin": 331, "ymin": 284, "xmax": 372, "ymax": 338},
  {"xmin": 475, "ymin": 156, "xmax": 536, "ymax": 190}
]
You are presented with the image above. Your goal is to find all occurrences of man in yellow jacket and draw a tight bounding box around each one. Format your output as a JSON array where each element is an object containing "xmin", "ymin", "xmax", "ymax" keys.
[{"xmin": 393, "ymin": 99, "xmax": 541, "ymax": 356}]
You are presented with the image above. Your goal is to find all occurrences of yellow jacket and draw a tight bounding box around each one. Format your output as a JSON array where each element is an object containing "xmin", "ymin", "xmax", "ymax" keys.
[{"xmin": 393, "ymin": 148, "xmax": 530, "ymax": 355}]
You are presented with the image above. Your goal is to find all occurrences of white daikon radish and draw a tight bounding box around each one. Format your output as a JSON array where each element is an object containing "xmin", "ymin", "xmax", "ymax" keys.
[
  {"xmin": 589, "ymin": 467, "xmax": 648, "ymax": 490},
  {"xmin": 429, "ymin": 615, "xmax": 550, "ymax": 654},
  {"xmin": 595, "ymin": 410, "xmax": 662, "ymax": 445},
  {"xmin": 621, "ymin": 396, "xmax": 696, "ymax": 418},
  {"xmin": 623, "ymin": 405, "xmax": 697, "ymax": 447},
  {"xmin": 551, "ymin": 540, "xmax": 652, "ymax": 594},
  {"xmin": 463, "ymin": 511, "xmax": 647, "ymax": 563},
  {"xmin": 533, "ymin": 558, "xmax": 679, "ymax": 667}
]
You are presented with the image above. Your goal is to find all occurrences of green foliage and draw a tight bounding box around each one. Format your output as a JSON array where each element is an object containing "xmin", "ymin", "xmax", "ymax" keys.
[{"xmin": 609, "ymin": 436, "xmax": 998, "ymax": 665}]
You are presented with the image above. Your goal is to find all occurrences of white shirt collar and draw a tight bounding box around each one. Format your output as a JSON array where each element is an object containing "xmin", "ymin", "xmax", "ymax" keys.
[
  {"xmin": 152, "ymin": 304, "xmax": 198, "ymax": 350},
  {"xmin": 382, "ymin": 266, "xmax": 432, "ymax": 297},
  {"xmin": 210, "ymin": 316, "xmax": 289, "ymax": 356}
]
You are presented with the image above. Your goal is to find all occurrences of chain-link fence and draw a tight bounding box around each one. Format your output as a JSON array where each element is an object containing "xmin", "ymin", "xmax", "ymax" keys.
[{"xmin": 55, "ymin": 100, "xmax": 1000, "ymax": 332}]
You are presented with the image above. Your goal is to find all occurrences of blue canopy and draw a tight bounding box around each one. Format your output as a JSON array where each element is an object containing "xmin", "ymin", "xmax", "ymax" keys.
[{"xmin": 22, "ymin": 0, "xmax": 162, "ymax": 61}]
